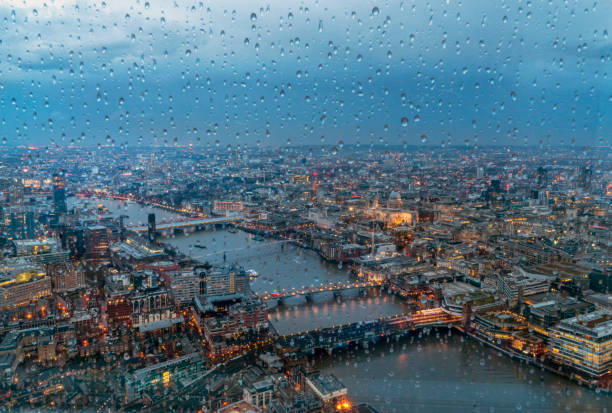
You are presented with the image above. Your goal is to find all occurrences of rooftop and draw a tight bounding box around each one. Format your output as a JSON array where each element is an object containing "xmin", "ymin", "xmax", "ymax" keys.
[
  {"xmin": 559, "ymin": 309, "xmax": 612, "ymax": 338},
  {"xmin": 308, "ymin": 373, "xmax": 346, "ymax": 395},
  {"xmin": 217, "ymin": 400, "xmax": 260, "ymax": 413}
]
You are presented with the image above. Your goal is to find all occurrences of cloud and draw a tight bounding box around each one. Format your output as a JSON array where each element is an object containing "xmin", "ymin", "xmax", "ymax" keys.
[{"xmin": 0, "ymin": 0, "xmax": 610, "ymax": 146}]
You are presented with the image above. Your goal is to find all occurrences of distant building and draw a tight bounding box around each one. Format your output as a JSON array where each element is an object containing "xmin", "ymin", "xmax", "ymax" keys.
[
  {"xmin": 217, "ymin": 401, "xmax": 261, "ymax": 413},
  {"xmin": 213, "ymin": 200, "xmax": 244, "ymax": 215},
  {"xmin": 523, "ymin": 293, "xmax": 594, "ymax": 330},
  {"xmin": 496, "ymin": 268, "xmax": 552, "ymax": 306},
  {"xmin": 109, "ymin": 237, "xmax": 165, "ymax": 265},
  {"xmin": 417, "ymin": 208, "xmax": 440, "ymax": 223},
  {"xmin": 206, "ymin": 266, "xmax": 249, "ymax": 298},
  {"xmin": 170, "ymin": 271, "xmax": 200, "ymax": 305},
  {"xmin": 106, "ymin": 295, "xmax": 132, "ymax": 328},
  {"xmin": 243, "ymin": 379, "xmax": 274, "ymax": 409},
  {"xmin": 49, "ymin": 263, "xmax": 86, "ymax": 293},
  {"xmin": 13, "ymin": 239, "xmax": 60, "ymax": 256},
  {"xmin": 291, "ymin": 174, "xmax": 310, "ymax": 184},
  {"xmin": 12, "ymin": 238, "xmax": 69, "ymax": 264},
  {"xmin": 147, "ymin": 213, "xmax": 156, "ymax": 242},
  {"xmin": 305, "ymin": 373, "xmax": 348, "ymax": 408},
  {"xmin": 550, "ymin": 309, "xmax": 612, "ymax": 377},
  {"xmin": 387, "ymin": 191, "xmax": 402, "ymax": 209},
  {"xmin": 0, "ymin": 326, "xmax": 57, "ymax": 367},
  {"xmin": 125, "ymin": 353, "xmax": 203, "ymax": 403},
  {"xmin": 0, "ymin": 260, "xmax": 51, "ymax": 309},
  {"xmin": 2, "ymin": 206, "xmax": 38, "ymax": 239},
  {"xmin": 52, "ymin": 171, "xmax": 67, "ymax": 214},
  {"xmin": 578, "ymin": 166, "xmax": 592, "ymax": 190},
  {"xmin": 83, "ymin": 226, "xmax": 111, "ymax": 260},
  {"xmin": 131, "ymin": 289, "xmax": 182, "ymax": 332}
]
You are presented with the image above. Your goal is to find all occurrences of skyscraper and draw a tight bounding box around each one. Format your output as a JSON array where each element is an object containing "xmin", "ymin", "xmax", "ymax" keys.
[
  {"xmin": 53, "ymin": 170, "xmax": 67, "ymax": 214},
  {"xmin": 578, "ymin": 166, "xmax": 592, "ymax": 191},
  {"xmin": 148, "ymin": 213, "xmax": 156, "ymax": 242}
]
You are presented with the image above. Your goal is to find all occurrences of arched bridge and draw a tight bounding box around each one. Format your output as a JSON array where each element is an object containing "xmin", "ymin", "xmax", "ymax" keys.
[{"xmin": 257, "ymin": 280, "xmax": 385, "ymax": 301}]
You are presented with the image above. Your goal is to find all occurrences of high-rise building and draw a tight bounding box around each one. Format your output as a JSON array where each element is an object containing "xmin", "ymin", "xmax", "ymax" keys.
[
  {"xmin": 490, "ymin": 179, "xmax": 502, "ymax": 193},
  {"xmin": 2, "ymin": 206, "xmax": 38, "ymax": 240},
  {"xmin": 52, "ymin": 171, "xmax": 67, "ymax": 214},
  {"xmin": 578, "ymin": 166, "xmax": 592, "ymax": 190},
  {"xmin": 147, "ymin": 213, "xmax": 156, "ymax": 242},
  {"xmin": 84, "ymin": 226, "xmax": 111, "ymax": 260},
  {"xmin": 535, "ymin": 166, "xmax": 548, "ymax": 189}
]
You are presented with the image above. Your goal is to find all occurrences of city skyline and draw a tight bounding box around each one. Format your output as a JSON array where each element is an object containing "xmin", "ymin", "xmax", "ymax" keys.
[
  {"xmin": 0, "ymin": 144, "xmax": 609, "ymax": 410},
  {"xmin": 0, "ymin": 1, "xmax": 610, "ymax": 411}
]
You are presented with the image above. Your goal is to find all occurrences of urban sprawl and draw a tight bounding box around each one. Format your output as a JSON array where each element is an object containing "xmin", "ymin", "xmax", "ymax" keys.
[{"xmin": 0, "ymin": 145, "xmax": 610, "ymax": 412}]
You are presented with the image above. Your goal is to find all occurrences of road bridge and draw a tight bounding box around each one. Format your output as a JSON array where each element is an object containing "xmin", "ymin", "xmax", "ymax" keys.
[
  {"xmin": 127, "ymin": 215, "xmax": 243, "ymax": 234},
  {"xmin": 257, "ymin": 280, "xmax": 385, "ymax": 301},
  {"xmin": 276, "ymin": 308, "xmax": 462, "ymax": 352}
]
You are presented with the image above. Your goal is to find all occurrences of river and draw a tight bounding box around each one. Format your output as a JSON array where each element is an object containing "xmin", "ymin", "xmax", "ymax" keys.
[
  {"xmin": 67, "ymin": 197, "xmax": 183, "ymax": 226},
  {"xmin": 167, "ymin": 230, "xmax": 411, "ymax": 335},
  {"xmin": 84, "ymin": 199, "xmax": 611, "ymax": 412},
  {"xmin": 316, "ymin": 331, "xmax": 611, "ymax": 412}
]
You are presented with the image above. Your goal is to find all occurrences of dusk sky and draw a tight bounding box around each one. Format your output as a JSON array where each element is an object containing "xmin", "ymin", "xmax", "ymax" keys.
[{"xmin": 1, "ymin": 0, "xmax": 610, "ymax": 148}]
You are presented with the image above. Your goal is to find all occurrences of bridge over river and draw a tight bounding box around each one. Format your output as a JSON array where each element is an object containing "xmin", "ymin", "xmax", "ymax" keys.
[
  {"xmin": 276, "ymin": 308, "xmax": 463, "ymax": 352},
  {"xmin": 127, "ymin": 215, "xmax": 243, "ymax": 234},
  {"xmin": 257, "ymin": 280, "xmax": 385, "ymax": 301}
]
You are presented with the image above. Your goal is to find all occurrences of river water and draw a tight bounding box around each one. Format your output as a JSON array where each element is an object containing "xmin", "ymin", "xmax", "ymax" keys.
[
  {"xmin": 68, "ymin": 197, "xmax": 183, "ymax": 227},
  {"xmin": 167, "ymin": 230, "xmax": 411, "ymax": 335},
  {"xmin": 87, "ymin": 199, "xmax": 611, "ymax": 411},
  {"xmin": 316, "ymin": 331, "xmax": 611, "ymax": 413}
]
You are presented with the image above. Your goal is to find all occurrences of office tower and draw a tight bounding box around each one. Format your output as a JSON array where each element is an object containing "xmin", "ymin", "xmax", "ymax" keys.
[
  {"xmin": 490, "ymin": 179, "xmax": 502, "ymax": 193},
  {"xmin": 53, "ymin": 171, "xmax": 67, "ymax": 214},
  {"xmin": 535, "ymin": 166, "xmax": 548, "ymax": 189},
  {"xmin": 84, "ymin": 226, "xmax": 111, "ymax": 260},
  {"xmin": 148, "ymin": 213, "xmax": 156, "ymax": 242},
  {"xmin": 578, "ymin": 166, "xmax": 592, "ymax": 190}
]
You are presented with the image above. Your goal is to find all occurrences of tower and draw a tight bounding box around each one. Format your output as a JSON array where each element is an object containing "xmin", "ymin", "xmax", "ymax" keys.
[
  {"xmin": 578, "ymin": 166, "xmax": 592, "ymax": 191},
  {"xmin": 148, "ymin": 213, "xmax": 156, "ymax": 242},
  {"xmin": 53, "ymin": 170, "xmax": 67, "ymax": 214}
]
